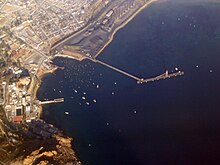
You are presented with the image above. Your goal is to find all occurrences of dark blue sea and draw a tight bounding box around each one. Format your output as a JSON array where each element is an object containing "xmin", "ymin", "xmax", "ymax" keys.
[{"xmin": 37, "ymin": 1, "xmax": 220, "ymax": 165}]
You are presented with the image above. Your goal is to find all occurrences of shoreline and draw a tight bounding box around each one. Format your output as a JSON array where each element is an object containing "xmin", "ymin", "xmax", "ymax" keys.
[
  {"xmin": 1, "ymin": 1, "xmax": 158, "ymax": 164},
  {"xmin": 94, "ymin": 0, "xmax": 157, "ymax": 58},
  {"xmin": 54, "ymin": 53, "xmax": 86, "ymax": 61},
  {"xmin": 51, "ymin": 0, "xmax": 157, "ymax": 61},
  {"xmin": 35, "ymin": 66, "xmax": 60, "ymax": 116},
  {"xmin": 34, "ymin": 0, "xmax": 157, "ymax": 163},
  {"xmin": 32, "ymin": 66, "xmax": 58, "ymax": 101}
]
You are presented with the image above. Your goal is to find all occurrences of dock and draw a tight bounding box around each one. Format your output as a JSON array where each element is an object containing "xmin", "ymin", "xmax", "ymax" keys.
[
  {"xmin": 40, "ymin": 98, "xmax": 64, "ymax": 105},
  {"xmin": 91, "ymin": 58, "xmax": 184, "ymax": 84},
  {"xmin": 137, "ymin": 70, "xmax": 184, "ymax": 84}
]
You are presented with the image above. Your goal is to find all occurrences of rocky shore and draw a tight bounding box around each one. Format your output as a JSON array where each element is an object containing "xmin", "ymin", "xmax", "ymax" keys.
[
  {"xmin": 0, "ymin": 60, "xmax": 82, "ymax": 165},
  {"xmin": 0, "ymin": 110, "xmax": 81, "ymax": 165}
]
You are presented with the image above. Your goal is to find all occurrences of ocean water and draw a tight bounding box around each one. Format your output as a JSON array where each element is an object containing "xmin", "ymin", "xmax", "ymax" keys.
[{"xmin": 38, "ymin": 1, "xmax": 220, "ymax": 165}]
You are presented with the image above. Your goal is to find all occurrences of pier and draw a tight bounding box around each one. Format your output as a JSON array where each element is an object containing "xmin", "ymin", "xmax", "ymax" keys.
[
  {"xmin": 40, "ymin": 98, "xmax": 64, "ymax": 105},
  {"xmin": 137, "ymin": 70, "xmax": 184, "ymax": 84},
  {"xmin": 94, "ymin": 59, "xmax": 141, "ymax": 81},
  {"xmin": 91, "ymin": 58, "xmax": 184, "ymax": 84}
]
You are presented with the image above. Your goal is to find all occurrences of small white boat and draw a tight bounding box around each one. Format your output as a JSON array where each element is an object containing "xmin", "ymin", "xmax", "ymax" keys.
[
  {"xmin": 97, "ymin": 85, "xmax": 99, "ymax": 89},
  {"xmin": 93, "ymin": 99, "xmax": 97, "ymax": 103},
  {"xmin": 82, "ymin": 97, "xmax": 86, "ymax": 100},
  {"xmin": 86, "ymin": 102, "xmax": 90, "ymax": 105},
  {"xmin": 65, "ymin": 112, "xmax": 69, "ymax": 115}
]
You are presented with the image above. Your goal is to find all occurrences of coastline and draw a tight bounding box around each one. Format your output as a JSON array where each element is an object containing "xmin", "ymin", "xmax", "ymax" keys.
[
  {"xmin": 20, "ymin": 65, "xmax": 82, "ymax": 165},
  {"xmin": 94, "ymin": 0, "xmax": 157, "ymax": 58},
  {"xmin": 30, "ymin": 66, "xmax": 58, "ymax": 101},
  {"xmin": 35, "ymin": 66, "xmax": 60, "ymax": 116},
  {"xmin": 51, "ymin": 0, "xmax": 157, "ymax": 61},
  {"xmin": 2, "ymin": 1, "xmax": 220, "ymax": 164},
  {"xmin": 54, "ymin": 53, "xmax": 86, "ymax": 61},
  {"xmin": 0, "ymin": 1, "xmax": 158, "ymax": 164},
  {"xmin": 33, "ymin": 1, "xmax": 157, "ymax": 164}
]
